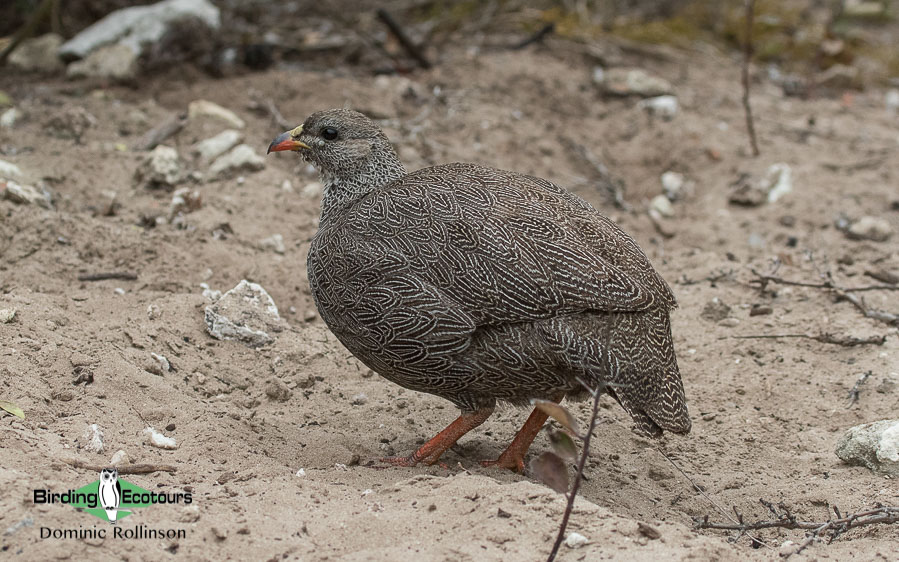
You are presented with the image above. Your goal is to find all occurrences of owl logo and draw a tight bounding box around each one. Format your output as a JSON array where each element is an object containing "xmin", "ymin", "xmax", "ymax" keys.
[{"xmin": 98, "ymin": 468, "xmax": 122, "ymax": 524}]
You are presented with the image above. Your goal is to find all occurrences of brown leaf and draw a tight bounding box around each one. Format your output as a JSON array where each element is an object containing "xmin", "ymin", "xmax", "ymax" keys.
[
  {"xmin": 548, "ymin": 430, "xmax": 579, "ymax": 462},
  {"xmin": 531, "ymin": 399, "xmax": 580, "ymax": 437},
  {"xmin": 530, "ymin": 452, "xmax": 569, "ymax": 494}
]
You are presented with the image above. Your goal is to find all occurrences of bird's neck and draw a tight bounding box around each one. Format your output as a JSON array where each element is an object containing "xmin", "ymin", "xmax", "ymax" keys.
[{"xmin": 319, "ymin": 155, "xmax": 406, "ymax": 221}]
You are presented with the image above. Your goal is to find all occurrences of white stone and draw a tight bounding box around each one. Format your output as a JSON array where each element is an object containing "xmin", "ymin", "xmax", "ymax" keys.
[
  {"xmin": 761, "ymin": 163, "xmax": 793, "ymax": 203},
  {"xmin": 886, "ymin": 89, "xmax": 899, "ymax": 116},
  {"xmin": 295, "ymin": 468, "xmax": 306, "ymax": 478},
  {"xmin": 83, "ymin": 424, "xmax": 104, "ymax": 453},
  {"xmin": 564, "ymin": 532, "xmax": 589, "ymax": 548},
  {"xmin": 200, "ymin": 283, "xmax": 222, "ymax": 301},
  {"xmin": 595, "ymin": 68, "xmax": 673, "ymax": 97},
  {"xmin": 660, "ymin": 171, "xmax": 686, "ymax": 200},
  {"xmin": 0, "ymin": 309, "xmax": 16, "ymax": 323},
  {"xmin": 136, "ymin": 145, "xmax": 181, "ymax": 188},
  {"xmin": 650, "ymin": 194, "xmax": 674, "ymax": 217},
  {"xmin": 59, "ymin": 0, "xmax": 220, "ymax": 60},
  {"xmin": 188, "ymin": 100, "xmax": 245, "ymax": 129},
  {"xmin": 835, "ymin": 419, "xmax": 899, "ymax": 476},
  {"xmin": 66, "ymin": 44, "xmax": 138, "ymax": 81},
  {"xmin": 1, "ymin": 179, "xmax": 53, "ymax": 209},
  {"xmin": 847, "ymin": 216, "xmax": 892, "ymax": 242},
  {"xmin": 9, "ymin": 33, "xmax": 64, "ymax": 72},
  {"xmin": 208, "ymin": 144, "xmax": 264, "ymax": 178},
  {"xmin": 193, "ymin": 129, "xmax": 242, "ymax": 161},
  {"xmin": 150, "ymin": 352, "xmax": 171, "ymax": 372},
  {"xmin": 204, "ymin": 279, "xmax": 283, "ymax": 347},
  {"xmin": 638, "ymin": 95, "xmax": 678, "ymax": 120},
  {"xmin": 109, "ymin": 450, "xmax": 129, "ymax": 466},
  {"xmin": 259, "ymin": 234, "xmax": 285, "ymax": 254},
  {"xmin": 0, "ymin": 159, "xmax": 23, "ymax": 179},
  {"xmin": 1, "ymin": 107, "xmax": 23, "ymax": 128},
  {"xmin": 144, "ymin": 427, "xmax": 178, "ymax": 450}
]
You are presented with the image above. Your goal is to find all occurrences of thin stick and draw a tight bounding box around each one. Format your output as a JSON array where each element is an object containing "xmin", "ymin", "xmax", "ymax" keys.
[
  {"xmin": 846, "ymin": 371, "xmax": 871, "ymax": 408},
  {"xmin": 721, "ymin": 333, "xmax": 886, "ymax": 346},
  {"xmin": 741, "ymin": 0, "xmax": 760, "ymax": 157},
  {"xmin": 63, "ymin": 458, "xmax": 177, "ymax": 474},
  {"xmin": 77, "ymin": 272, "xmax": 138, "ymax": 282},
  {"xmin": 696, "ymin": 502, "xmax": 898, "ymax": 535},
  {"xmin": 134, "ymin": 113, "xmax": 187, "ymax": 151},
  {"xmin": 513, "ymin": 23, "xmax": 555, "ymax": 50},
  {"xmin": 376, "ymin": 8, "xmax": 432, "ymax": 69}
]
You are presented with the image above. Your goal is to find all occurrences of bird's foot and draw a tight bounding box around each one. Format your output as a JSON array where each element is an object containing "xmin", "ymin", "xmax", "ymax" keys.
[{"xmin": 480, "ymin": 453, "xmax": 526, "ymax": 473}]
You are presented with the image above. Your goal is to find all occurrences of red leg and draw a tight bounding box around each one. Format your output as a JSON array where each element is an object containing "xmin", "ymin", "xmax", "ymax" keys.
[
  {"xmin": 480, "ymin": 406, "xmax": 550, "ymax": 473},
  {"xmin": 382, "ymin": 407, "xmax": 494, "ymax": 467}
]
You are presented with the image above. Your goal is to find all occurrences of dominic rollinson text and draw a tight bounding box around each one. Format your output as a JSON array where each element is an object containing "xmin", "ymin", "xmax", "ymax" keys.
[{"xmin": 41, "ymin": 525, "xmax": 186, "ymax": 540}]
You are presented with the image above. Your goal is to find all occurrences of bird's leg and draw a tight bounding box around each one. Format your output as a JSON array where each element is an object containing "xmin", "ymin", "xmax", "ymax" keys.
[
  {"xmin": 382, "ymin": 406, "xmax": 494, "ymax": 467},
  {"xmin": 481, "ymin": 393, "xmax": 565, "ymax": 473}
]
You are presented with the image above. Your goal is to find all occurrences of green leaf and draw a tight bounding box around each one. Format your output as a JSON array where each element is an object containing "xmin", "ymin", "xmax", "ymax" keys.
[
  {"xmin": 0, "ymin": 400, "xmax": 25, "ymax": 419},
  {"xmin": 548, "ymin": 430, "xmax": 578, "ymax": 462},
  {"xmin": 532, "ymin": 399, "xmax": 580, "ymax": 437},
  {"xmin": 530, "ymin": 452, "xmax": 569, "ymax": 494}
]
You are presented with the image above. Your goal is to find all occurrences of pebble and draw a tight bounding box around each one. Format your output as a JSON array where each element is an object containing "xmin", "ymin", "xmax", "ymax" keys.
[
  {"xmin": 564, "ymin": 532, "xmax": 589, "ymax": 549},
  {"xmin": 594, "ymin": 67, "xmax": 673, "ymax": 97},
  {"xmin": 0, "ymin": 159, "xmax": 23, "ymax": 178},
  {"xmin": 280, "ymin": 179, "xmax": 294, "ymax": 192},
  {"xmin": 168, "ymin": 187, "xmax": 202, "ymax": 219},
  {"xmin": 660, "ymin": 171, "xmax": 687, "ymax": 201},
  {"xmin": 144, "ymin": 427, "xmax": 178, "ymax": 450},
  {"xmin": 1, "ymin": 107, "xmax": 23, "ymax": 128},
  {"xmin": 109, "ymin": 450, "xmax": 129, "ymax": 466},
  {"xmin": 179, "ymin": 506, "xmax": 201, "ymax": 523},
  {"xmin": 67, "ymin": 44, "xmax": 138, "ymax": 81},
  {"xmin": 136, "ymin": 145, "xmax": 182, "ymax": 189},
  {"xmin": 208, "ymin": 144, "xmax": 264, "ymax": 178},
  {"xmin": 351, "ymin": 393, "xmax": 368, "ymax": 406},
  {"xmin": 149, "ymin": 352, "xmax": 172, "ymax": 374},
  {"xmin": 717, "ymin": 318, "xmax": 740, "ymax": 328},
  {"xmin": 83, "ymin": 424, "xmax": 104, "ymax": 453},
  {"xmin": 835, "ymin": 419, "xmax": 899, "ymax": 476},
  {"xmin": 264, "ymin": 378, "xmax": 291, "ymax": 402},
  {"xmin": 204, "ymin": 279, "xmax": 283, "ymax": 348},
  {"xmin": 193, "ymin": 129, "xmax": 242, "ymax": 161},
  {"xmin": 1, "ymin": 179, "xmax": 53, "ymax": 209},
  {"xmin": 188, "ymin": 100, "xmax": 245, "ymax": 129},
  {"xmin": 295, "ymin": 468, "xmax": 306, "ymax": 478},
  {"xmin": 259, "ymin": 234, "xmax": 285, "ymax": 254},
  {"xmin": 638, "ymin": 95, "xmax": 678, "ymax": 120},
  {"xmin": 650, "ymin": 194, "xmax": 674, "ymax": 217},
  {"xmin": 0, "ymin": 309, "xmax": 16, "ymax": 323},
  {"xmin": 887, "ymin": 89, "xmax": 899, "ymax": 116},
  {"xmin": 8, "ymin": 33, "xmax": 64, "ymax": 72},
  {"xmin": 846, "ymin": 216, "xmax": 892, "ymax": 242},
  {"xmin": 199, "ymin": 283, "xmax": 222, "ymax": 302},
  {"xmin": 749, "ymin": 304, "xmax": 773, "ymax": 316},
  {"xmin": 701, "ymin": 298, "xmax": 731, "ymax": 322},
  {"xmin": 761, "ymin": 163, "xmax": 793, "ymax": 203}
]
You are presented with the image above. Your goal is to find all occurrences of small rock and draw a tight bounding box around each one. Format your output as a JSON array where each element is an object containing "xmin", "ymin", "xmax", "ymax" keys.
[
  {"xmin": 1, "ymin": 107, "xmax": 24, "ymax": 128},
  {"xmin": 761, "ymin": 164, "xmax": 792, "ymax": 203},
  {"xmin": 295, "ymin": 468, "xmax": 306, "ymax": 478},
  {"xmin": 109, "ymin": 450, "xmax": 129, "ymax": 466},
  {"xmin": 846, "ymin": 216, "xmax": 892, "ymax": 242},
  {"xmin": 136, "ymin": 145, "xmax": 182, "ymax": 189},
  {"xmin": 188, "ymin": 100, "xmax": 245, "ymax": 129},
  {"xmin": 843, "ymin": 0, "xmax": 886, "ymax": 18},
  {"xmin": 280, "ymin": 179, "xmax": 294, "ymax": 192},
  {"xmin": 259, "ymin": 234, "xmax": 285, "ymax": 254},
  {"xmin": 211, "ymin": 526, "xmax": 227, "ymax": 540},
  {"xmin": 660, "ymin": 171, "xmax": 687, "ymax": 201},
  {"xmin": 44, "ymin": 106, "xmax": 96, "ymax": 141},
  {"xmin": 728, "ymin": 173, "xmax": 767, "ymax": 207},
  {"xmin": 144, "ymin": 426, "xmax": 178, "ymax": 450},
  {"xmin": 638, "ymin": 95, "xmax": 678, "ymax": 120},
  {"xmin": 749, "ymin": 304, "xmax": 773, "ymax": 316},
  {"xmin": 146, "ymin": 352, "xmax": 171, "ymax": 375},
  {"xmin": 192, "ymin": 129, "xmax": 242, "ymax": 161},
  {"xmin": 264, "ymin": 378, "xmax": 291, "ymax": 402},
  {"xmin": 0, "ymin": 159, "xmax": 23, "ymax": 179},
  {"xmin": 779, "ymin": 540, "xmax": 798, "ymax": 557},
  {"xmin": 835, "ymin": 419, "xmax": 899, "ymax": 476},
  {"xmin": 168, "ymin": 187, "xmax": 202, "ymax": 219},
  {"xmin": 200, "ymin": 282, "xmax": 222, "ymax": 301},
  {"xmin": 179, "ymin": 505, "xmax": 201, "ymax": 523},
  {"xmin": 303, "ymin": 309, "xmax": 317, "ymax": 322},
  {"xmin": 208, "ymin": 144, "xmax": 264, "ymax": 178},
  {"xmin": 67, "ymin": 44, "xmax": 138, "ymax": 81},
  {"xmin": 302, "ymin": 181, "xmax": 323, "ymax": 198},
  {"xmin": 1, "ymin": 179, "xmax": 53, "ymax": 209},
  {"xmin": 83, "ymin": 424, "xmax": 104, "ymax": 453},
  {"xmin": 351, "ymin": 393, "xmax": 368, "ymax": 406},
  {"xmin": 649, "ymin": 194, "xmax": 674, "ymax": 217},
  {"xmin": 877, "ymin": 374, "xmax": 897, "ymax": 395},
  {"xmin": 595, "ymin": 67, "xmax": 673, "ymax": 97},
  {"xmin": 8, "ymin": 33, "xmax": 64, "ymax": 72},
  {"xmin": 717, "ymin": 317, "xmax": 740, "ymax": 328},
  {"xmin": 59, "ymin": 0, "xmax": 221, "ymax": 61},
  {"xmin": 0, "ymin": 309, "xmax": 16, "ymax": 323},
  {"xmin": 204, "ymin": 279, "xmax": 283, "ymax": 348},
  {"xmin": 70, "ymin": 351, "xmax": 96, "ymax": 367},
  {"xmin": 564, "ymin": 532, "xmax": 589, "ymax": 549},
  {"xmin": 886, "ymin": 89, "xmax": 899, "ymax": 116},
  {"xmin": 701, "ymin": 298, "xmax": 731, "ymax": 322}
]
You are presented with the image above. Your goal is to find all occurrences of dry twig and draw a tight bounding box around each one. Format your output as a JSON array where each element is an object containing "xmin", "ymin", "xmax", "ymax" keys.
[
  {"xmin": 135, "ymin": 113, "xmax": 187, "ymax": 151},
  {"xmin": 741, "ymin": 0, "xmax": 760, "ymax": 156},
  {"xmin": 77, "ymin": 272, "xmax": 138, "ymax": 282},
  {"xmin": 845, "ymin": 371, "xmax": 871, "ymax": 408},
  {"xmin": 722, "ymin": 333, "xmax": 886, "ymax": 347},
  {"xmin": 696, "ymin": 500, "xmax": 899, "ymax": 557},
  {"xmin": 63, "ymin": 458, "xmax": 177, "ymax": 474},
  {"xmin": 376, "ymin": 8, "xmax": 432, "ymax": 69}
]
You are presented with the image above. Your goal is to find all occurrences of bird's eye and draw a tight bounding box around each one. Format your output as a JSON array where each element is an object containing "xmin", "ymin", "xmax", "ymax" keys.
[{"xmin": 321, "ymin": 127, "xmax": 338, "ymax": 141}]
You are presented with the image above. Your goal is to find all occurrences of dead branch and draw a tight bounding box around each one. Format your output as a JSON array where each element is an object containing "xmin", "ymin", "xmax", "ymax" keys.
[
  {"xmin": 248, "ymin": 92, "xmax": 291, "ymax": 130},
  {"xmin": 134, "ymin": 113, "xmax": 187, "ymax": 151},
  {"xmin": 696, "ymin": 500, "xmax": 898, "ymax": 556},
  {"xmin": 77, "ymin": 272, "xmax": 138, "ymax": 282},
  {"xmin": 512, "ymin": 23, "xmax": 555, "ymax": 50},
  {"xmin": 722, "ymin": 333, "xmax": 886, "ymax": 346},
  {"xmin": 741, "ymin": 0, "xmax": 760, "ymax": 157},
  {"xmin": 846, "ymin": 371, "xmax": 870, "ymax": 408},
  {"xmin": 864, "ymin": 269, "xmax": 899, "ymax": 285},
  {"xmin": 560, "ymin": 137, "xmax": 629, "ymax": 210},
  {"xmin": 376, "ymin": 8, "xmax": 432, "ymax": 70},
  {"xmin": 63, "ymin": 458, "xmax": 177, "ymax": 474}
]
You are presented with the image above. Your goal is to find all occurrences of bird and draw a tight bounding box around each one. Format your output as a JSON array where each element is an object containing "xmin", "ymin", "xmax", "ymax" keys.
[
  {"xmin": 267, "ymin": 109, "xmax": 690, "ymax": 472},
  {"xmin": 98, "ymin": 468, "xmax": 121, "ymax": 524}
]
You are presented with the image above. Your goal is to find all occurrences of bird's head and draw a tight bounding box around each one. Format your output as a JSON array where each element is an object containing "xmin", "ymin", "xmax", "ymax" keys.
[{"xmin": 267, "ymin": 109, "xmax": 399, "ymax": 181}]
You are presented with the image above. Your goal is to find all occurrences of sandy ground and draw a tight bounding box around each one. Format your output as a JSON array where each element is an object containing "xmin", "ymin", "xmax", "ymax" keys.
[{"xmin": 1, "ymin": 33, "xmax": 898, "ymax": 561}]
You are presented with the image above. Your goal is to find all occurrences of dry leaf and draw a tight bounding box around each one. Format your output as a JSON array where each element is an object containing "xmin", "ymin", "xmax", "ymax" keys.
[
  {"xmin": 0, "ymin": 400, "xmax": 25, "ymax": 419},
  {"xmin": 549, "ymin": 430, "xmax": 578, "ymax": 462},
  {"xmin": 532, "ymin": 399, "xmax": 580, "ymax": 437},
  {"xmin": 530, "ymin": 452, "xmax": 569, "ymax": 494}
]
